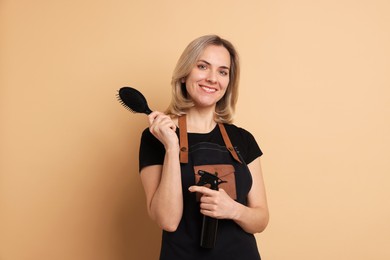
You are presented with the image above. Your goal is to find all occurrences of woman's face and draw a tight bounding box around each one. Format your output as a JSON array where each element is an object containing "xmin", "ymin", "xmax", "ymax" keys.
[{"xmin": 184, "ymin": 45, "xmax": 231, "ymax": 109}]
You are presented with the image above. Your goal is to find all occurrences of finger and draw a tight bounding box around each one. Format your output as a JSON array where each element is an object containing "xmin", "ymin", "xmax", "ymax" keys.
[
  {"xmin": 169, "ymin": 121, "xmax": 176, "ymax": 131},
  {"xmin": 159, "ymin": 116, "xmax": 176, "ymax": 131},
  {"xmin": 151, "ymin": 113, "xmax": 175, "ymax": 130},
  {"xmin": 148, "ymin": 111, "xmax": 162, "ymax": 125},
  {"xmin": 199, "ymin": 202, "xmax": 216, "ymax": 211},
  {"xmin": 200, "ymin": 195, "xmax": 212, "ymax": 203},
  {"xmin": 188, "ymin": 186, "xmax": 215, "ymax": 196},
  {"xmin": 200, "ymin": 209, "xmax": 218, "ymax": 218}
]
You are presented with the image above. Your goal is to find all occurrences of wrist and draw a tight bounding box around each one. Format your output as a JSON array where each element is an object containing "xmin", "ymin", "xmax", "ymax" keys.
[
  {"xmin": 231, "ymin": 201, "xmax": 244, "ymax": 221},
  {"xmin": 165, "ymin": 144, "xmax": 180, "ymax": 154}
]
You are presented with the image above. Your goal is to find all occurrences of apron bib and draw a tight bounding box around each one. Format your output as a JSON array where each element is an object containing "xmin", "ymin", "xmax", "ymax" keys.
[{"xmin": 159, "ymin": 115, "xmax": 260, "ymax": 260}]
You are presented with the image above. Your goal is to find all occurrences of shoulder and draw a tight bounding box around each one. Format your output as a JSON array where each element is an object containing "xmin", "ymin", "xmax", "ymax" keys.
[
  {"xmin": 141, "ymin": 127, "xmax": 152, "ymax": 138},
  {"xmin": 141, "ymin": 127, "xmax": 158, "ymax": 143},
  {"xmin": 139, "ymin": 127, "xmax": 165, "ymax": 171},
  {"xmin": 140, "ymin": 127, "xmax": 166, "ymax": 151},
  {"xmin": 223, "ymin": 123, "xmax": 263, "ymax": 164},
  {"xmin": 223, "ymin": 123, "xmax": 256, "ymax": 141},
  {"xmin": 140, "ymin": 127, "xmax": 155, "ymax": 146}
]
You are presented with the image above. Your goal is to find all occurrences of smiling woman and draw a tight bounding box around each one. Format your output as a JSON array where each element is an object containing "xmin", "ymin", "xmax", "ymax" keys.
[{"xmin": 138, "ymin": 35, "xmax": 269, "ymax": 260}]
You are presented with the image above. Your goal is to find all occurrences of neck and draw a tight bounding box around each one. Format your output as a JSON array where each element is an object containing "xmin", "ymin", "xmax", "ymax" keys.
[{"xmin": 186, "ymin": 107, "xmax": 216, "ymax": 133}]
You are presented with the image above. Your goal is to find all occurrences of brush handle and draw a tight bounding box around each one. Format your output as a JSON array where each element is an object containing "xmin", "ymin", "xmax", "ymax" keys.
[{"xmin": 145, "ymin": 107, "xmax": 152, "ymax": 115}]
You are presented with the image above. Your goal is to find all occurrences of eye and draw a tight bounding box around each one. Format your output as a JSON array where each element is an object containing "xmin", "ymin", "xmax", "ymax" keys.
[
  {"xmin": 219, "ymin": 70, "xmax": 229, "ymax": 76},
  {"xmin": 197, "ymin": 63, "xmax": 207, "ymax": 70}
]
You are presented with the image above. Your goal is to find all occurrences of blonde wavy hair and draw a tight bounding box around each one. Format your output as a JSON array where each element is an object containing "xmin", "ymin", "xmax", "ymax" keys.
[{"xmin": 165, "ymin": 35, "xmax": 240, "ymax": 124}]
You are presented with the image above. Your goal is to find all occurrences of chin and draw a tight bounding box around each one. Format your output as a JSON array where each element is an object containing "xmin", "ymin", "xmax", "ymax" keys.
[{"xmin": 194, "ymin": 98, "xmax": 217, "ymax": 107}]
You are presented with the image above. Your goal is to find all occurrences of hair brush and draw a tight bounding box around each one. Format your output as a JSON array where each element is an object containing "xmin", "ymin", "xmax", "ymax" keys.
[{"xmin": 117, "ymin": 86, "xmax": 153, "ymax": 115}]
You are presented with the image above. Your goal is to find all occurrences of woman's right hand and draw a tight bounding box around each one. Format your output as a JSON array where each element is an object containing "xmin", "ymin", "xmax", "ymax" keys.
[{"xmin": 148, "ymin": 111, "xmax": 179, "ymax": 150}]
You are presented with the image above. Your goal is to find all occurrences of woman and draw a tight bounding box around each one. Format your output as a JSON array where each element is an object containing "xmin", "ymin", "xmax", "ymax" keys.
[{"xmin": 139, "ymin": 35, "xmax": 269, "ymax": 259}]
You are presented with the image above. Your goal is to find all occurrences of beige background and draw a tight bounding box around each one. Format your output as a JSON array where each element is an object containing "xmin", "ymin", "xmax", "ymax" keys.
[{"xmin": 1, "ymin": 0, "xmax": 389, "ymax": 259}]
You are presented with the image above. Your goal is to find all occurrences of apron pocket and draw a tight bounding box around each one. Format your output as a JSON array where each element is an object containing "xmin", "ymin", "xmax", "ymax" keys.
[{"xmin": 193, "ymin": 164, "xmax": 237, "ymax": 201}]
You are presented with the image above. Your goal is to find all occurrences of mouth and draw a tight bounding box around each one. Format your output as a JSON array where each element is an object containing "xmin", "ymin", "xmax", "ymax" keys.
[{"xmin": 200, "ymin": 85, "xmax": 217, "ymax": 93}]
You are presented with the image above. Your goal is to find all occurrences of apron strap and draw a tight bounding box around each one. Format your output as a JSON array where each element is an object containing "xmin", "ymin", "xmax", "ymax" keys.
[
  {"xmin": 218, "ymin": 123, "xmax": 242, "ymax": 164},
  {"xmin": 178, "ymin": 115, "xmax": 188, "ymax": 163},
  {"xmin": 178, "ymin": 115, "xmax": 242, "ymax": 164}
]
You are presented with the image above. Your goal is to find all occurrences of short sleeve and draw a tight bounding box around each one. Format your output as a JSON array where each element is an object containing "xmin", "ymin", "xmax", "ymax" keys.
[
  {"xmin": 241, "ymin": 128, "xmax": 263, "ymax": 164},
  {"xmin": 138, "ymin": 127, "xmax": 165, "ymax": 172},
  {"xmin": 225, "ymin": 125, "xmax": 263, "ymax": 165}
]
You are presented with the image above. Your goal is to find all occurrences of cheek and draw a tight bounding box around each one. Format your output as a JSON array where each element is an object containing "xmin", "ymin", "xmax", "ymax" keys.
[
  {"xmin": 222, "ymin": 78, "xmax": 230, "ymax": 90},
  {"xmin": 187, "ymin": 68, "xmax": 204, "ymax": 81}
]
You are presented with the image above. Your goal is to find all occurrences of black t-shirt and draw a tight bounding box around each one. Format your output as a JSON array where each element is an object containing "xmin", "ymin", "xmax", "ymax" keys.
[
  {"xmin": 139, "ymin": 123, "xmax": 262, "ymax": 171},
  {"xmin": 139, "ymin": 123, "xmax": 264, "ymax": 259}
]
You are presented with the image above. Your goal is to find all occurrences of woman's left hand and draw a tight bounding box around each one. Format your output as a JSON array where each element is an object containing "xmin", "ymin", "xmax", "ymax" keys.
[{"xmin": 188, "ymin": 186, "xmax": 238, "ymax": 219}]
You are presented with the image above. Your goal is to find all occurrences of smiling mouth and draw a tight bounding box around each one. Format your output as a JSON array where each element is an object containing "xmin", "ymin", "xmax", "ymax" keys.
[{"xmin": 200, "ymin": 85, "xmax": 217, "ymax": 93}]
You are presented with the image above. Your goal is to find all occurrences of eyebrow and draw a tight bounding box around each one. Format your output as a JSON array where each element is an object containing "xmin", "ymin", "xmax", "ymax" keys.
[{"xmin": 198, "ymin": 59, "xmax": 230, "ymax": 70}]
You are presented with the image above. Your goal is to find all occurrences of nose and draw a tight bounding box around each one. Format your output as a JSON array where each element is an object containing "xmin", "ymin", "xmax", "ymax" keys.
[{"xmin": 206, "ymin": 70, "xmax": 217, "ymax": 84}]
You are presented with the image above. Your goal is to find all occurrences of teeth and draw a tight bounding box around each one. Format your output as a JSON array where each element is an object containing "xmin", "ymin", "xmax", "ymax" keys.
[{"xmin": 201, "ymin": 86, "xmax": 216, "ymax": 93}]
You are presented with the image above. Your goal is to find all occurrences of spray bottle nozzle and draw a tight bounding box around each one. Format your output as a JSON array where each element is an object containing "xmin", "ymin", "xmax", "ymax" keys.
[{"xmin": 196, "ymin": 170, "xmax": 227, "ymax": 191}]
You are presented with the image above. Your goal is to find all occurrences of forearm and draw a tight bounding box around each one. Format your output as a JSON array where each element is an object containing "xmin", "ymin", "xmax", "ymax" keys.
[
  {"xmin": 150, "ymin": 148, "xmax": 183, "ymax": 231},
  {"xmin": 232, "ymin": 202, "xmax": 269, "ymax": 234},
  {"xmin": 231, "ymin": 158, "xmax": 268, "ymax": 234}
]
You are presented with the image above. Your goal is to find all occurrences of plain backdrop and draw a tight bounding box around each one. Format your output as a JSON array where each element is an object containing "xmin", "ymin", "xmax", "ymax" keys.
[{"xmin": 1, "ymin": 0, "xmax": 389, "ymax": 259}]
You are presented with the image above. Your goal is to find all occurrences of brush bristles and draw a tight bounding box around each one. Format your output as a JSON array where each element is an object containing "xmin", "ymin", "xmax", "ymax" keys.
[{"xmin": 116, "ymin": 93, "xmax": 136, "ymax": 113}]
